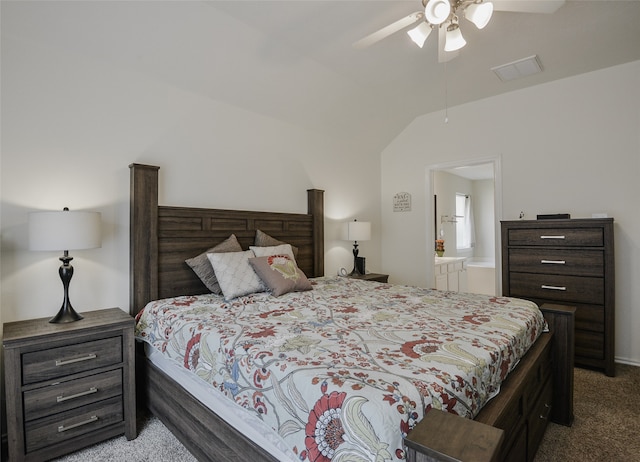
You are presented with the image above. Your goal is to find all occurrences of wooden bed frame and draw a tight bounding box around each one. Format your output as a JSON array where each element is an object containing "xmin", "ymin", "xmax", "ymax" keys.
[{"xmin": 129, "ymin": 163, "xmax": 575, "ymax": 462}]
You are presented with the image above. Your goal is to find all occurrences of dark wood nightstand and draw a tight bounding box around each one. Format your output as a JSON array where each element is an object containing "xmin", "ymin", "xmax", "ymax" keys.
[
  {"xmin": 3, "ymin": 308, "xmax": 136, "ymax": 462},
  {"xmin": 347, "ymin": 273, "xmax": 389, "ymax": 283}
]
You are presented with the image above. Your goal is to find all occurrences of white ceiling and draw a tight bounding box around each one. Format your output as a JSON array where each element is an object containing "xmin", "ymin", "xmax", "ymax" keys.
[{"xmin": 4, "ymin": 0, "xmax": 640, "ymax": 153}]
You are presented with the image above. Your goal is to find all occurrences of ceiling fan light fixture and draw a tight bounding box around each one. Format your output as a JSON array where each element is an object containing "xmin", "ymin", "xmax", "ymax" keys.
[
  {"xmin": 407, "ymin": 22, "xmax": 433, "ymax": 48},
  {"xmin": 425, "ymin": 0, "xmax": 451, "ymax": 25},
  {"xmin": 465, "ymin": 1, "xmax": 493, "ymax": 29},
  {"xmin": 444, "ymin": 23, "xmax": 466, "ymax": 51}
]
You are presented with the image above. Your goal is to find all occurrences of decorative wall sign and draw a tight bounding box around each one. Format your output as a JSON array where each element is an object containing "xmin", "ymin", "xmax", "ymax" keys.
[{"xmin": 393, "ymin": 192, "xmax": 411, "ymax": 212}]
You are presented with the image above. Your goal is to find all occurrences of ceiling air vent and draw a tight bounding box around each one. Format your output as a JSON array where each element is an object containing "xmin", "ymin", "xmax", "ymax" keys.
[{"xmin": 491, "ymin": 55, "xmax": 542, "ymax": 82}]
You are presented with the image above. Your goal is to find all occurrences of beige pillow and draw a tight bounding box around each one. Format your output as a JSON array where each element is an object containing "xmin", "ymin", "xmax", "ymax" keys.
[
  {"xmin": 185, "ymin": 234, "xmax": 242, "ymax": 294},
  {"xmin": 250, "ymin": 244, "xmax": 295, "ymax": 261}
]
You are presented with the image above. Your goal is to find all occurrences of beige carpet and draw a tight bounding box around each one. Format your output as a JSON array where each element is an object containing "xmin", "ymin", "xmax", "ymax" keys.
[
  {"xmin": 51, "ymin": 412, "xmax": 197, "ymax": 462},
  {"xmin": 535, "ymin": 363, "xmax": 640, "ymax": 461},
  {"xmin": 51, "ymin": 365, "xmax": 639, "ymax": 461}
]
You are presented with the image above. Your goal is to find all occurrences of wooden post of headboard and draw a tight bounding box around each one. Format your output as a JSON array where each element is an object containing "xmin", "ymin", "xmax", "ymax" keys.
[
  {"xmin": 129, "ymin": 163, "xmax": 160, "ymax": 315},
  {"xmin": 308, "ymin": 189, "xmax": 324, "ymax": 277}
]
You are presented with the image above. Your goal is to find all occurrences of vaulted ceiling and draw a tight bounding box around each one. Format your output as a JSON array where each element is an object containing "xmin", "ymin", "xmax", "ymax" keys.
[{"xmin": 4, "ymin": 1, "xmax": 640, "ymax": 153}]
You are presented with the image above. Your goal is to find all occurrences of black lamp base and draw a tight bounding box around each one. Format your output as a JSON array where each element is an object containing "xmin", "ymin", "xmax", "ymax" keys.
[
  {"xmin": 349, "ymin": 242, "xmax": 366, "ymax": 276},
  {"xmin": 49, "ymin": 253, "xmax": 84, "ymax": 324},
  {"xmin": 49, "ymin": 306, "xmax": 84, "ymax": 324}
]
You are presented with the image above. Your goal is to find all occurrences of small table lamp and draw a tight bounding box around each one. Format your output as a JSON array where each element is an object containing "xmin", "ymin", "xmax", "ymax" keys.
[
  {"xmin": 29, "ymin": 207, "xmax": 102, "ymax": 323},
  {"xmin": 347, "ymin": 220, "xmax": 371, "ymax": 275}
]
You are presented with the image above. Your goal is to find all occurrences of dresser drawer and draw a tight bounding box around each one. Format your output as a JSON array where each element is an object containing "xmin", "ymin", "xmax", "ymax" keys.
[
  {"xmin": 25, "ymin": 395, "xmax": 123, "ymax": 453},
  {"xmin": 575, "ymin": 330, "xmax": 604, "ymax": 360},
  {"xmin": 507, "ymin": 228, "xmax": 603, "ymax": 247},
  {"xmin": 528, "ymin": 376, "xmax": 553, "ymax": 459},
  {"xmin": 523, "ymin": 345, "xmax": 552, "ymax": 415},
  {"xmin": 24, "ymin": 369, "xmax": 123, "ymax": 422},
  {"xmin": 508, "ymin": 248, "xmax": 604, "ymax": 277},
  {"xmin": 575, "ymin": 305, "xmax": 605, "ymax": 332},
  {"xmin": 22, "ymin": 336, "xmax": 122, "ymax": 385},
  {"xmin": 509, "ymin": 273, "xmax": 604, "ymax": 305}
]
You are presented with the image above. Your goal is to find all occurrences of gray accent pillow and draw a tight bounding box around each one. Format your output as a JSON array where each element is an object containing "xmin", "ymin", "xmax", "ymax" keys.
[
  {"xmin": 249, "ymin": 254, "xmax": 312, "ymax": 297},
  {"xmin": 254, "ymin": 229, "xmax": 299, "ymax": 258},
  {"xmin": 185, "ymin": 234, "xmax": 242, "ymax": 294}
]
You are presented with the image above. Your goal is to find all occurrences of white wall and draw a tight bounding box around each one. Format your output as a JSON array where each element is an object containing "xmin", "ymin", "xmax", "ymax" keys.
[
  {"xmin": 472, "ymin": 179, "xmax": 495, "ymax": 260},
  {"xmin": 0, "ymin": 25, "xmax": 382, "ymax": 326},
  {"xmin": 381, "ymin": 60, "xmax": 640, "ymax": 365}
]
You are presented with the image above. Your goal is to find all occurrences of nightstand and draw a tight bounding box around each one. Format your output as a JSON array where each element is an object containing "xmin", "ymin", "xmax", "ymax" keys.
[
  {"xmin": 347, "ymin": 273, "xmax": 389, "ymax": 283},
  {"xmin": 3, "ymin": 308, "xmax": 136, "ymax": 462}
]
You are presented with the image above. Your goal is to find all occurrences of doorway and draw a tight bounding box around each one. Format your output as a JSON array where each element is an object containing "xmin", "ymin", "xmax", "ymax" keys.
[{"xmin": 426, "ymin": 157, "xmax": 502, "ymax": 295}]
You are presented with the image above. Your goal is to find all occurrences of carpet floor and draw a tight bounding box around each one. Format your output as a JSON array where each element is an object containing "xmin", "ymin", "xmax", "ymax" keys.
[
  {"xmin": 534, "ymin": 363, "xmax": 640, "ymax": 461},
  {"xmin": 51, "ymin": 364, "xmax": 639, "ymax": 461}
]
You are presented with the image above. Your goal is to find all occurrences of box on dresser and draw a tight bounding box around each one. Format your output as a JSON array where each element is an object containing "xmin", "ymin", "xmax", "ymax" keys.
[
  {"xmin": 3, "ymin": 308, "xmax": 136, "ymax": 462},
  {"xmin": 501, "ymin": 218, "xmax": 615, "ymax": 376}
]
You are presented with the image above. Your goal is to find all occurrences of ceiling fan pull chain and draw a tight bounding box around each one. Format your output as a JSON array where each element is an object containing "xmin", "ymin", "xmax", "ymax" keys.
[{"xmin": 444, "ymin": 60, "xmax": 449, "ymax": 123}]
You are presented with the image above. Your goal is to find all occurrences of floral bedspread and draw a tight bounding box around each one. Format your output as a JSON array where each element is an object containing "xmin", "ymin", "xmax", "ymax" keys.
[{"xmin": 135, "ymin": 276, "xmax": 545, "ymax": 461}]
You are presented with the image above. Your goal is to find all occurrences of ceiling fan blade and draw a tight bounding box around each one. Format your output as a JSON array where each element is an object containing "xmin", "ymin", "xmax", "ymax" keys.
[
  {"xmin": 492, "ymin": 0, "xmax": 565, "ymax": 14},
  {"xmin": 353, "ymin": 11, "xmax": 423, "ymax": 49},
  {"xmin": 438, "ymin": 25, "xmax": 459, "ymax": 63}
]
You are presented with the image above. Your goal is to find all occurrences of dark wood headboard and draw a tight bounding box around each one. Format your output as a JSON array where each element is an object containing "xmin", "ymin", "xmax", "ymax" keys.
[{"xmin": 129, "ymin": 163, "xmax": 324, "ymax": 316}]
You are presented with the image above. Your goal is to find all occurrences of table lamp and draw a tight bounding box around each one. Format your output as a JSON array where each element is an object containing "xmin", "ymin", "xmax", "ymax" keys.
[
  {"xmin": 29, "ymin": 207, "xmax": 102, "ymax": 323},
  {"xmin": 347, "ymin": 219, "xmax": 371, "ymax": 275}
]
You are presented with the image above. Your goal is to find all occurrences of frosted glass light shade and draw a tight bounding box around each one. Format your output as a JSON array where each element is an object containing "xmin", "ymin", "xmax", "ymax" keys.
[
  {"xmin": 347, "ymin": 221, "xmax": 371, "ymax": 242},
  {"xmin": 29, "ymin": 210, "xmax": 102, "ymax": 251},
  {"xmin": 444, "ymin": 24, "xmax": 466, "ymax": 51},
  {"xmin": 425, "ymin": 0, "xmax": 451, "ymax": 25},
  {"xmin": 465, "ymin": 1, "xmax": 493, "ymax": 29},
  {"xmin": 407, "ymin": 22, "xmax": 433, "ymax": 48}
]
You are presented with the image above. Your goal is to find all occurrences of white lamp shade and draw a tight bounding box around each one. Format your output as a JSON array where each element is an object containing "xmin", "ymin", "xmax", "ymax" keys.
[
  {"xmin": 29, "ymin": 210, "xmax": 102, "ymax": 251},
  {"xmin": 347, "ymin": 221, "xmax": 371, "ymax": 242},
  {"xmin": 425, "ymin": 0, "xmax": 451, "ymax": 25},
  {"xmin": 407, "ymin": 22, "xmax": 433, "ymax": 48},
  {"xmin": 444, "ymin": 25, "xmax": 466, "ymax": 51},
  {"xmin": 465, "ymin": 1, "xmax": 493, "ymax": 29}
]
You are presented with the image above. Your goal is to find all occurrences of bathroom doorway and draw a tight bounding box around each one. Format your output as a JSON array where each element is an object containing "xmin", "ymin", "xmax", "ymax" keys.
[{"xmin": 426, "ymin": 157, "xmax": 502, "ymax": 296}]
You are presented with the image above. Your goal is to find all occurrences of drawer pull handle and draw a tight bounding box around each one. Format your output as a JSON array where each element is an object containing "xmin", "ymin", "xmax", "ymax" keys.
[
  {"xmin": 55, "ymin": 353, "xmax": 97, "ymax": 366},
  {"xmin": 540, "ymin": 235, "xmax": 565, "ymax": 239},
  {"xmin": 541, "ymin": 285, "xmax": 567, "ymax": 291},
  {"xmin": 58, "ymin": 415, "xmax": 98, "ymax": 433},
  {"xmin": 540, "ymin": 403, "xmax": 552, "ymax": 420},
  {"xmin": 541, "ymin": 259, "xmax": 566, "ymax": 265},
  {"xmin": 57, "ymin": 387, "xmax": 98, "ymax": 403}
]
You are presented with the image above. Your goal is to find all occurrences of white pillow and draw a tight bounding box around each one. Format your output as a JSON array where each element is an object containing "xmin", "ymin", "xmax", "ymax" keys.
[
  {"xmin": 249, "ymin": 244, "xmax": 295, "ymax": 261},
  {"xmin": 207, "ymin": 250, "xmax": 266, "ymax": 300}
]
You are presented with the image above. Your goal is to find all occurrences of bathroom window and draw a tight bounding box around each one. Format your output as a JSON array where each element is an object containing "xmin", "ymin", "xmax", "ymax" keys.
[{"xmin": 456, "ymin": 193, "xmax": 474, "ymax": 249}]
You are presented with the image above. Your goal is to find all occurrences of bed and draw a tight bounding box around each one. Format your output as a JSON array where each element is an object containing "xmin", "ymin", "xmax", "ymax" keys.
[{"xmin": 129, "ymin": 163, "xmax": 575, "ymax": 462}]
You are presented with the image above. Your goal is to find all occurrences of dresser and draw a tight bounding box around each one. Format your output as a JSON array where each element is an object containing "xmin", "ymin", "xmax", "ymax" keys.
[
  {"xmin": 501, "ymin": 218, "xmax": 615, "ymax": 376},
  {"xmin": 3, "ymin": 308, "xmax": 136, "ymax": 461}
]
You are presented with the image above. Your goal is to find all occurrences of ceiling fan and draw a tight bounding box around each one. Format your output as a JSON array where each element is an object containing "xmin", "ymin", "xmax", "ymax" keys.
[{"xmin": 353, "ymin": 0, "xmax": 565, "ymax": 62}]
